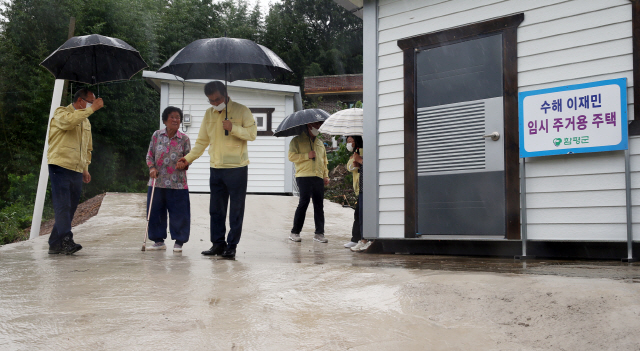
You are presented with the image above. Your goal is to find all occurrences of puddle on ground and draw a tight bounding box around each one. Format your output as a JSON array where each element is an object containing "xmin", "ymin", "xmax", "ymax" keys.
[{"xmin": 348, "ymin": 253, "xmax": 640, "ymax": 281}]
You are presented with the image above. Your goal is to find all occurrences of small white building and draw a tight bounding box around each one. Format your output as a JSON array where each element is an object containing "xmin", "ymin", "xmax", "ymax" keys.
[
  {"xmin": 335, "ymin": 0, "xmax": 640, "ymax": 259},
  {"xmin": 143, "ymin": 71, "xmax": 302, "ymax": 194}
]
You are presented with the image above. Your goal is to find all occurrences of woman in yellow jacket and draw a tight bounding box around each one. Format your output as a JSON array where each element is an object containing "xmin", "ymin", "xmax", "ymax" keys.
[
  {"xmin": 343, "ymin": 136, "xmax": 363, "ymax": 249},
  {"xmin": 288, "ymin": 122, "xmax": 330, "ymax": 243}
]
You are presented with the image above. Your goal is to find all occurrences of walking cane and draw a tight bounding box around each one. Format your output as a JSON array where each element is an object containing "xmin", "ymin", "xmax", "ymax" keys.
[{"xmin": 141, "ymin": 178, "xmax": 157, "ymax": 251}]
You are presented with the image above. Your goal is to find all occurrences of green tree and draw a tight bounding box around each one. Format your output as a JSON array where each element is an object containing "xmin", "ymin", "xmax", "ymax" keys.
[
  {"xmin": 0, "ymin": 0, "xmax": 362, "ymax": 244},
  {"xmin": 262, "ymin": 0, "xmax": 362, "ymax": 87}
]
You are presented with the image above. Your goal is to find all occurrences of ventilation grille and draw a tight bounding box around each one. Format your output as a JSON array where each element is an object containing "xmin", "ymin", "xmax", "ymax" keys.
[{"xmin": 417, "ymin": 101, "xmax": 486, "ymax": 175}]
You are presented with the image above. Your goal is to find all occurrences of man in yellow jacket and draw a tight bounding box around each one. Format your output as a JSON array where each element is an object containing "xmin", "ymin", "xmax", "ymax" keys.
[
  {"xmin": 47, "ymin": 88, "xmax": 104, "ymax": 254},
  {"xmin": 288, "ymin": 122, "xmax": 330, "ymax": 243},
  {"xmin": 177, "ymin": 81, "xmax": 257, "ymax": 258}
]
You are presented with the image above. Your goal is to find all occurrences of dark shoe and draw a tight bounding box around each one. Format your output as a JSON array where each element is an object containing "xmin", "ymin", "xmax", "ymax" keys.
[
  {"xmin": 221, "ymin": 248, "xmax": 236, "ymax": 258},
  {"xmin": 201, "ymin": 244, "xmax": 226, "ymax": 256},
  {"xmin": 48, "ymin": 245, "xmax": 63, "ymax": 254},
  {"xmin": 61, "ymin": 235, "xmax": 82, "ymax": 255}
]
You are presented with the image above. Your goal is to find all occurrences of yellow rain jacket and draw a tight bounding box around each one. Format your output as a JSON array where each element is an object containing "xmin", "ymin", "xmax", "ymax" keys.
[
  {"xmin": 346, "ymin": 148, "xmax": 363, "ymax": 195},
  {"xmin": 288, "ymin": 132, "xmax": 329, "ymax": 179},
  {"xmin": 47, "ymin": 104, "xmax": 93, "ymax": 173},
  {"xmin": 185, "ymin": 99, "xmax": 257, "ymax": 168}
]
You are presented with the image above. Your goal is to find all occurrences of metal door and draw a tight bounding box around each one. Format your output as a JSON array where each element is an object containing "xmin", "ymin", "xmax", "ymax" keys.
[{"xmin": 415, "ymin": 34, "xmax": 505, "ymax": 235}]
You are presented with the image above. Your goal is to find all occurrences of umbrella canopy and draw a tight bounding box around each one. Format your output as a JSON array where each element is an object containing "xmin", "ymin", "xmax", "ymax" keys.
[
  {"xmin": 274, "ymin": 109, "xmax": 331, "ymax": 137},
  {"xmin": 40, "ymin": 34, "xmax": 148, "ymax": 84},
  {"xmin": 158, "ymin": 37, "xmax": 292, "ymax": 81},
  {"xmin": 318, "ymin": 108, "xmax": 363, "ymax": 136}
]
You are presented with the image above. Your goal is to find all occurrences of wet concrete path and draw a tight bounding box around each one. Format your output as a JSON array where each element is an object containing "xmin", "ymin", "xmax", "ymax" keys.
[{"xmin": 1, "ymin": 193, "xmax": 639, "ymax": 350}]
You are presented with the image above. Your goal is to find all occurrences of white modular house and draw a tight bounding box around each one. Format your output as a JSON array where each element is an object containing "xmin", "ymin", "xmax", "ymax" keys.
[
  {"xmin": 143, "ymin": 71, "xmax": 302, "ymax": 194},
  {"xmin": 335, "ymin": 0, "xmax": 640, "ymax": 259}
]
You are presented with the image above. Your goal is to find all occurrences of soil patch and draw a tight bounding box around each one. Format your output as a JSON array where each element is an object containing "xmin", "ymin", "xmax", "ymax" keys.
[
  {"xmin": 25, "ymin": 193, "xmax": 106, "ymax": 236},
  {"xmin": 324, "ymin": 164, "xmax": 357, "ymax": 207}
]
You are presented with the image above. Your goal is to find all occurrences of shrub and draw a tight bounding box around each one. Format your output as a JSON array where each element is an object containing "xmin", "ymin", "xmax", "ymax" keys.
[
  {"xmin": 327, "ymin": 143, "xmax": 351, "ymax": 171},
  {"xmin": 0, "ymin": 210, "xmax": 27, "ymax": 245}
]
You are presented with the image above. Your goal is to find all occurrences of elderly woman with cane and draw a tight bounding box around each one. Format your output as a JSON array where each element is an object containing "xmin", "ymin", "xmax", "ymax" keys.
[{"xmin": 144, "ymin": 106, "xmax": 192, "ymax": 252}]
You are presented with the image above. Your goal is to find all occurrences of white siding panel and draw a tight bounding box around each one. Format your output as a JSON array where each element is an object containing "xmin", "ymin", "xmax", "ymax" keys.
[
  {"xmin": 378, "ymin": 224, "xmax": 405, "ymax": 239},
  {"xmin": 525, "ymin": 152, "xmax": 625, "ymax": 177},
  {"xmin": 378, "ymin": 131, "xmax": 403, "ymax": 146},
  {"xmin": 380, "ymin": 198, "xmax": 404, "ymax": 212},
  {"xmin": 378, "ymin": 0, "xmax": 449, "ymax": 19},
  {"xmin": 518, "ymin": 22, "xmax": 631, "ymax": 57},
  {"xmin": 519, "ymin": 71, "xmax": 634, "ymax": 94},
  {"xmin": 379, "ymin": 171, "xmax": 404, "ymax": 186},
  {"xmin": 518, "ymin": 4, "xmax": 631, "ymax": 43},
  {"xmin": 379, "ymin": 117, "xmax": 403, "ymax": 133},
  {"xmin": 247, "ymin": 186, "xmax": 286, "ymax": 193},
  {"xmin": 378, "ymin": 0, "xmax": 629, "ymax": 44},
  {"xmin": 379, "ymin": 79, "xmax": 403, "ymax": 95},
  {"xmin": 379, "ymin": 144, "xmax": 404, "ymax": 160},
  {"xmin": 519, "ymin": 39, "xmax": 632, "ymax": 73},
  {"xmin": 379, "ymin": 158, "xmax": 404, "ymax": 172},
  {"xmin": 528, "ymin": 224, "xmax": 626, "ymax": 241},
  {"xmin": 379, "ymin": 104, "xmax": 404, "ymax": 120},
  {"xmin": 379, "ymin": 92, "xmax": 404, "ymax": 108},
  {"xmin": 520, "ymin": 0, "xmax": 628, "ymax": 28},
  {"xmin": 378, "ymin": 41, "xmax": 402, "ymax": 57},
  {"xmin": 379, "ymin": 52, "xmax": 403, "ymax": 70},
  {"xmin": 526, "ymin": 173, "xmax": 625, "ymax": 193},
  {"xmin": 379, "ymin": 210, "xmax": 404, "ymax": 224},
  {"xmin": 528, "ymin": 207, "xmax": 626, "ymax": 224},
  {"xmin": 380, "ymin": 0, "xmax": 507, "ymax": 39},
  {"xmin": 380, "ymin": 184, "xmax": 404, "ymax": 199},
  {"xmin": 379, "ymin": 66, "xmax": 403, "ymax": 82},
  {"xmin": 527, "ymin": 190, "xmax": 628, "ymax": 209},
  {"xmin": 519, "ymin": 55, "xmax": 632, "ymax": 88}
]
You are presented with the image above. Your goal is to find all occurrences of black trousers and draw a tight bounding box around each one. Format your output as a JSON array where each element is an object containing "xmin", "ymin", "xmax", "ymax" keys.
[
  {"xmin": 48, "ymin": 164, "xmax": 83, "ymax": 248},
  {"xmin": 292, "ymin": 177, "xmax": 324, "ymax": 234},
  {"xmin": 146, "ymin": 187, "xmax": 191, "ymax": 244},
  {"xmin": 210, "ymin": 166, "xmax": 248, "ymax": 249},
  {"xmin": 350, "ymin": 200, "xmax": 361, "ymax": 242}
]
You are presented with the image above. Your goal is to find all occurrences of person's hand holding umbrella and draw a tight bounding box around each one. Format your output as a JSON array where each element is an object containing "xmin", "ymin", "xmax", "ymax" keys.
[{"xmin": 89, "ymin": 97, "xmax": 105, "ymax": 111}]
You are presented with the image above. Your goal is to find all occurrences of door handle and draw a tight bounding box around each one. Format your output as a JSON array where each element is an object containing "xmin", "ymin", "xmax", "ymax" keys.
[{"xmin": 482, "ymin": 132, "xmax": 500, "ymax": 141}]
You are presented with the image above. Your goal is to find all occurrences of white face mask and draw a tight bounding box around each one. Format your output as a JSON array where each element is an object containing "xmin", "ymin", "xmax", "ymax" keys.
[
  {"xmin": 346, "ymin": 143, "xmax": 354, "ymax": 152},
  {"xmin": 213, "ymin": 102, "xmax": 226, "ymax": 112},
  {"xmin": 310, "ymin": 127, "xmax": 320, "ymax": 136},
  {"xmin": 85, "ymin": 102, "xmax": 92, "ymax": 109}
]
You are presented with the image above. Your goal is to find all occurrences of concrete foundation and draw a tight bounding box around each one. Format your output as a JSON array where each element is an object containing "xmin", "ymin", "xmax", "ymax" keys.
[{"xmin": 1, "ymin": 193, "xmax": 639, "ymax": 350}]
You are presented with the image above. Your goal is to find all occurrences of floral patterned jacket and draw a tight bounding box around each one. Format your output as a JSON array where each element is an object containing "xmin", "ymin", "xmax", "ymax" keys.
[{"xmin": 146, "ymin": 129, "xmax": 191, "ymax": 189}]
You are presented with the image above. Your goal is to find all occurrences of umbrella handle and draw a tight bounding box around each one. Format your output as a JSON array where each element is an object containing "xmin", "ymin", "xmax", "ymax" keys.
[{"xmin": 225, "ymin": 65, "xmax": 229, "ymax": 136}]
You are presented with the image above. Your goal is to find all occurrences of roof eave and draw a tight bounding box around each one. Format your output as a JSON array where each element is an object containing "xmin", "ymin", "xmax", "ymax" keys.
[{"xmin": 333, "ymin": 0, "xmax": 363, "ymax": 18}]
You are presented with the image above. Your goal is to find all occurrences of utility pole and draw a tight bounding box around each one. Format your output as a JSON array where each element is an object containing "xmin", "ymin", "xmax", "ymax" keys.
[
  {"xmin": 61, "ymin": 17, "xmax": 76, "ymax": 104},
  {"xmin": 30, "ymin": 17, "xmax": 76, "ymax": 240}
]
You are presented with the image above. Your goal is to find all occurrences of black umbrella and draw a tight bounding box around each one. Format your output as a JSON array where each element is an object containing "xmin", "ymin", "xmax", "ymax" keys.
[
  {"xmin": 157, "ymin": 37, "xmax": 291, "ymax": 81},
  {"xmin": 40, "ymin": 34, "xmax": 148, "ymax": 85},
  {"xmin": 274, "ymin": 109, "xmax": 331, "ymax": 137},
  {"xmin": 158, "ymin": 37, "xmax": 293, "ymax": 135}
]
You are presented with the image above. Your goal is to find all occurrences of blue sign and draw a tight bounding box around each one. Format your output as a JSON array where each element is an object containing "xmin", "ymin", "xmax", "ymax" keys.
[{"xmin": 519, "ymin": 78, "xmax": 628, "ymax": 158}]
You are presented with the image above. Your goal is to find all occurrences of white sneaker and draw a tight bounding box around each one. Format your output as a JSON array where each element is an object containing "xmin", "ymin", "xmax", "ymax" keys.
[
  {"xmin": 147, "ymin": 242, "xmax": 166, "ymax": 251},
  {"xmin": 314, "ymin": 234, "xmax": 328, "ymax": 243},
  {"xmin": 289, "ymin": 233, "xmax": 301, "ymax": 242},
  {"xmin": 360, "ymin": 241, "xmax": 372, "ymax": 252},
  {"xmin": 344, "ymin": 241, "xmax": 357, "ymax": 248},
  {"xmin": 173, "ymin": 243, "xmax": 183, "ymax": 252},
  {"xmin": 350, "ymin": 241, "xmax": 365, "ymax": 252}
]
